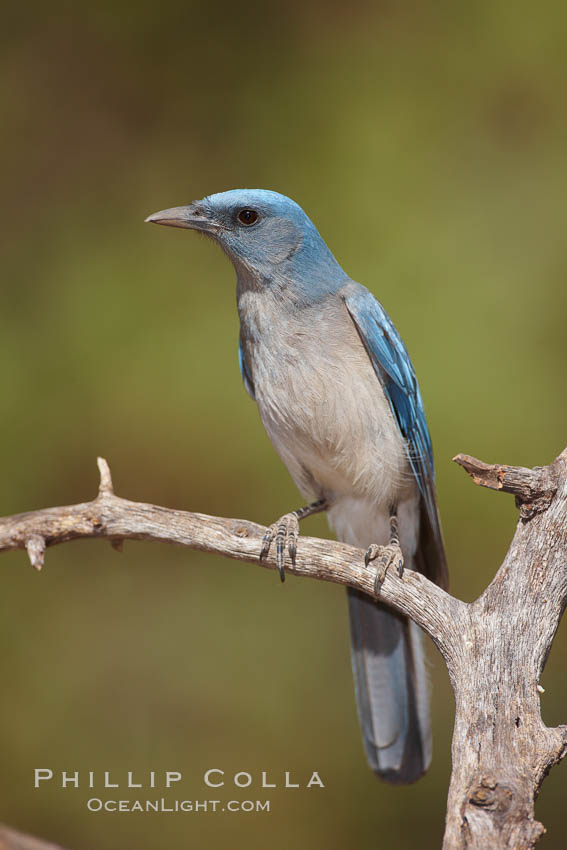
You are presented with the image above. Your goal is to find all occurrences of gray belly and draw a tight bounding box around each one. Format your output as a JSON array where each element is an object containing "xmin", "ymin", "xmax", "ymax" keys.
[{"xmin": 241, "ymin": 296, "xmax": 415, "ymax": 512}]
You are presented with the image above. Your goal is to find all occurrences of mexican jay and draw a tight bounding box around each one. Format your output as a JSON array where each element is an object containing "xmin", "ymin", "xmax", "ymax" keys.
[{"xmin": 146, "ymin": 189, "xmax": 448, "ymax": 783}]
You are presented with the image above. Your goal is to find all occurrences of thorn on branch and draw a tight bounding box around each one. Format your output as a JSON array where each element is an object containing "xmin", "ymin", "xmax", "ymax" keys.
[
  {"xmin": 96, "ymin": 457, "xmax": 114, "ymax": 496},
  {"xmin": 25, "ymin": 535, "xmax": 45, "ymax": 571},
  {"xmin": 453, "ymin": 453, "xmax": 557, "ymax": 518}
]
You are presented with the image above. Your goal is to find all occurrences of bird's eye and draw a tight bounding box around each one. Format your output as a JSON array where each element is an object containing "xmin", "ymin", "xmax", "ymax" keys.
[{"xmin": 237, "ymin": 208, "xmax": 259, "ymax": 226}]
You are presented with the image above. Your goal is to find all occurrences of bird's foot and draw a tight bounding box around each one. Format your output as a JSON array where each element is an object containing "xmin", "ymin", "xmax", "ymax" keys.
[
  {"xmin": 260, "ymin": 513, "xmax": 300, "ymax": 582},
  {"xmin": 364, "ymin": 542, "xmax": 404, "ymax": 592}
]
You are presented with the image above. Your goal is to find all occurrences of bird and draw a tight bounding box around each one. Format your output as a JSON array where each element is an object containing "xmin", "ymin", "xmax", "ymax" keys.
[{"xmin": 145, "ymin": 189, "xmax": 448, "ymax": 784}]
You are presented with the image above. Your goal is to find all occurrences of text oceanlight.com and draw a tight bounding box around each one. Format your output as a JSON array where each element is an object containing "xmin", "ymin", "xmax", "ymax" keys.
[{"xmin": 86, "ymin": 798, "xmax": 270, "ymax": 813}]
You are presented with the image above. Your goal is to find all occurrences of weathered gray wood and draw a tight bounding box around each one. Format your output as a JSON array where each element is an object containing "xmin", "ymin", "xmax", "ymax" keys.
[
  {"xmin": 0, "ymin": 824, "xmax": 69, "ymax": 850},
  {"xmin": 0, "ymin": 459, "xmax": 461, "ymax": 660},
  {"xmin": 1, "ymin": 452, "xmax": 566, "ymax": 849},
  {"xmin": 445, "ymin": 451, "xmax": 567, "ymax": 848},
  {"xmin": 453, "ymin": 453, "xmax": 558, "ymax": 519}
]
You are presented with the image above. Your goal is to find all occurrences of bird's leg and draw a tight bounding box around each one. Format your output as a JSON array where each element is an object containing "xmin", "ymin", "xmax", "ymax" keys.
[
  {"xmin": 260, "ymin": 499, "xmax": 328, "ymax": 582},
  {"xmin": 364, "ymin": 506, "xmax": 405, "ymax": 592}
]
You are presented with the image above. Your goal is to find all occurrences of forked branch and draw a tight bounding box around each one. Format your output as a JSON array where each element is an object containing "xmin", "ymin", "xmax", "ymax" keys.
[{"xmin": 1, "ymin": 449, "xmax": 567, "ymax": 850}]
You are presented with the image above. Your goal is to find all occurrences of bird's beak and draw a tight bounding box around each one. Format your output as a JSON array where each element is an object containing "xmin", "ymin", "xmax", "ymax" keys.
[{"xmin": 144, "ymin": 204, "xmax": 220, "ymax": 234}]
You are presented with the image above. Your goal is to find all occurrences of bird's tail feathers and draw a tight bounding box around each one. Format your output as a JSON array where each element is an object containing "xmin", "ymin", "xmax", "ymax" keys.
[{"xmin": 347, "ymin": 587, "xmax": 431, "ymax": 783}]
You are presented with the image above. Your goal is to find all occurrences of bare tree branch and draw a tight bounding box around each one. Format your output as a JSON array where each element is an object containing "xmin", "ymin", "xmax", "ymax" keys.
[
  {"xmin": 0, "ymin": 824, "xmax": 69, "ymax": 850},
  {"xmin": 0, "ymin": 458, "xmax": 461, "ymax": 661},
  {"xmin": 445, "ymin": 448, "xmax": 567, "ymax": 849},
  {"xmin": 1, "ymin": 449, "xmax": 567, "ymax": 849},
  {"xmin": 453, "ymin": 453, "xmax": 558, "ymax": 518}
]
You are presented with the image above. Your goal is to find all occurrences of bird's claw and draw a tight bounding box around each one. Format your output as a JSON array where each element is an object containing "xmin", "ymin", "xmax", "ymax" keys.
[
  {"xmin": 260, "ymin": 513, "xmax": 300, "ymax": 582},
  {"xmin": 364, "ymin": 542, "xmax": 404, "ymax": 593}
]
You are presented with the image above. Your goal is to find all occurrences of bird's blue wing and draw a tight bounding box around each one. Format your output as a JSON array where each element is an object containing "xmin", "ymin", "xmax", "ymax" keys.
[
  {"xmin": 343, "ymin": 283, "xmax": 447, "ymax": 587},
  {"xmin": 238, "ymin": 335, "xmax": 256, "ymax": 400}
]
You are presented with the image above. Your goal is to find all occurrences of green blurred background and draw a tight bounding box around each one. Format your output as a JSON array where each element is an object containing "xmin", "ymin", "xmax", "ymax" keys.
[{"xmin": 1, "ymin": 2, "xmax": 566, "ymax": 848}]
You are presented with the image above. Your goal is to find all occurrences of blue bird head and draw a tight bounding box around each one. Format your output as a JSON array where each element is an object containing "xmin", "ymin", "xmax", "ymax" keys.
[{"xmin": 146, "ymin": 189, "xmax": 346, "ymax": 293}]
